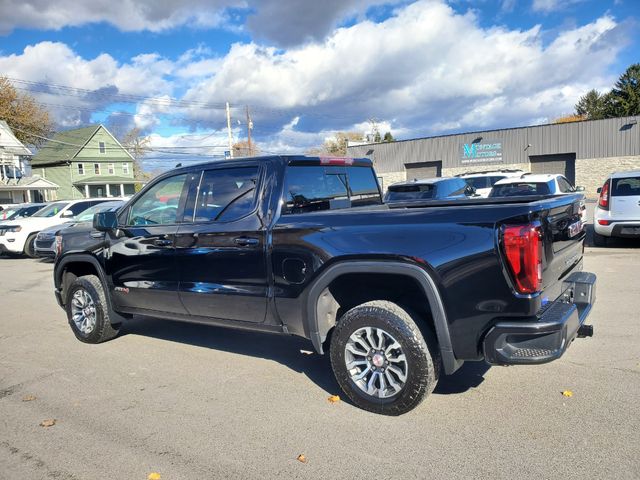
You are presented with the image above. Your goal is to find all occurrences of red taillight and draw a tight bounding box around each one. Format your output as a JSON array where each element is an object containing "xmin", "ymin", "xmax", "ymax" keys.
[
  {"xmin": 598, "ymin": 180, "xmax": 610, "ymax": 210},
  {"xmin": 597, "ymin": 219, "xmax": 610, "ymax": 226},
  {"xmin": 502, "ymin": 224, "xmax": 542, "ymax": 294},
  {"xmin": 319, "ymin": 157, "xmax": 354, "ymax": 166}
]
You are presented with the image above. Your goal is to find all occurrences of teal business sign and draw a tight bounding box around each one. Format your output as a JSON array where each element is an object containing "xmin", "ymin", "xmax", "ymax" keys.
[{"xmin": 460, "ymin": 140, "xmax": 502, "ymax": 164}]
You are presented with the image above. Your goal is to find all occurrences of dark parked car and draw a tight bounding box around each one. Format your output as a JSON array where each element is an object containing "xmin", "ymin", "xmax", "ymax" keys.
[
  {"xmin": 53, "ymin": 156, "xmax": 595, "ymax": 415},
  {"xmin": 384, "ymin": 177, "xmax": 475, "ymax": 203}
]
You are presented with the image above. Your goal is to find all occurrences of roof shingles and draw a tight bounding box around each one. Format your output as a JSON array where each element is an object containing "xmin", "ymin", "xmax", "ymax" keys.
[{"xmin": 31, "ymin": 125, "xmax": 100, "ymax": 165}]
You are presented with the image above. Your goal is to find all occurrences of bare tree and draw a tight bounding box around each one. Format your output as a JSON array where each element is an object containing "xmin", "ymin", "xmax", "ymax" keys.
[
  {"xmin": 308, "ymin": 132, "xmax": 364, "ymax": 156},
  {"xmin": 232, "ymin": 140, "xmax": 260, "ymax": 157},
  {"xmin": 0, "ymin": 76, "xmax": 53, "ymax": 146}
]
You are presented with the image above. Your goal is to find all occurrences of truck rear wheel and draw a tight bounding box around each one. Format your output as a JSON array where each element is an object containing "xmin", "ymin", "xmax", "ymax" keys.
[
  {"xmin": 329, "ymin": 300, "xmax": 439, "ymax": 415},
  {"xmin": 65, "ymin": 275, "xmax": 120, "ymax": 343}
]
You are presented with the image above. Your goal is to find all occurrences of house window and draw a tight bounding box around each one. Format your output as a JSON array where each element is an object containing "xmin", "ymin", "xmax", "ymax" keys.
[
  {"xmin": 108, "ymin": 163, "xmax": 115, "ymax": 175},
  {"xmin": 99, "ymin": 142, "xmax": 106, "ymax": 154},
  {"xmin": 77, "ymin": 163, "xmax": 85, "ymax": 175},
  {"xmin": 122, "ymin": 163, "xmax": 130, "ymax": 175},
  {"xmin": 94, "ymin": 163, "xmax": 101, "ymax": 175}
]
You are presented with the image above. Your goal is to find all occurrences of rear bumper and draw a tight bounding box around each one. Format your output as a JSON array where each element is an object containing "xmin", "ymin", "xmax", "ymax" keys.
[
  {"xmin": 611, "ymin": 223, "xmax": 640, "ymax": 238},
  {"xmin": 483, "ymin": 271, "xmax": 596, "ymax": 365}
]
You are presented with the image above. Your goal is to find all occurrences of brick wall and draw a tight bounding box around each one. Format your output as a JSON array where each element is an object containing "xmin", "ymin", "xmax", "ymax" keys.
[
  {"xmin": 376, "ymin": 171, "xmax": 407, "ymax": 192},
  {"xmin": 575, "ymin": 156, "xmax": 640, "ymax": 198}
]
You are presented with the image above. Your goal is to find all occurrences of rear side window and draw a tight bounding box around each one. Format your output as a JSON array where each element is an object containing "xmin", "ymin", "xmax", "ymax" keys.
[
  {"xmin": 193, "ymin": 167, "xmax": 259, "ymax": 222},
  {"xmin": 68, "ymin": 201, "xmax": 94, "ymax": 216},
  {"xmin": 386, "ymin": 184, "xmax": 435, "ymax": 201},
  {"xmin": 489, "ymin": 176, "xmax": 506, "ymax": 186},
  {"xmin": 490, "ymin": 182, "xmax": 551, "ymax": 197},
  {"xmin": 557, "ymin": 177, "xmax": 575, "ymax": 193},
  {"xmin": 284, "ymin": 166, "xmax": 381, "ymax": 214},
  {"xmin": 611, "ymin": 177, "xmax": 640, "ymax": 196},
  {"xmin": 465, "ymin": 177, "xmax": 490, "ymax": 189}
]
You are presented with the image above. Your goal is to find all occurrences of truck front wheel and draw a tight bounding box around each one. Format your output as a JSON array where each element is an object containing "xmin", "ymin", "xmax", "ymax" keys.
[
  {"xmin": 329, "ymin": 300, "xmax": 440, "ymax": 415},
  {"xmin": 65, "ymin": 275, "xmax": 120, "ymax": 343}
]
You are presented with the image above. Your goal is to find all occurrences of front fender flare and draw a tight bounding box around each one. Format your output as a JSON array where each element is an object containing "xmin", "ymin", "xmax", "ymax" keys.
[
  {"xmin": 303, "ymin": 261, "xmax": 463, "ymax": 375},
  {"xmin": 54, "ymin": 253, "xmax": 126, "ymax": 325}
]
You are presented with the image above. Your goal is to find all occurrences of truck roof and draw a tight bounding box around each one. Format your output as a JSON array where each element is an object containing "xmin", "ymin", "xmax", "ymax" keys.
[{"xmin": 169, "ymin": 155, "xmax": 373, "ymax": 174}]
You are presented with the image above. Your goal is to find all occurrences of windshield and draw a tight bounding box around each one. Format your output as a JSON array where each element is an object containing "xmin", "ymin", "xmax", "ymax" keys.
[
  {"xmin": 75, "ymin": 201, "xmax": 124, "ymax": 222},
  {"xmin": 1, "ymin": 207, "xmax": 21, "ymax": 220},
  {"xmin": 32, "ymin": 202, "xmax": 70, "ymax": 218},
  {"xmin": 490, "ymin": 182, "xmax": 551, "ymax": 197},
  {"xmin": 385, "ymin": 184, "xmax": 435, "ymax": 202}
]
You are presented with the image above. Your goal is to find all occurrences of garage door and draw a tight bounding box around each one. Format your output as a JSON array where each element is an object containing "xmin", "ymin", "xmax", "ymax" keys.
[
  {"xmin": 529, "ymin": 153, "xmax": 576, "ymax": 184},
  {"xmin": 405, "ymin": 161, "xmax": 442, "ymax": 180}
]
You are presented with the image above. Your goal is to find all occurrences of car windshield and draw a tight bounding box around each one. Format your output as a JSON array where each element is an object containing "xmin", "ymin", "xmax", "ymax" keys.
[
  {"xmin": 611, "ymin": 176, "xmax": 640, "ymax": 196},
  {"xmin": 490, "ymin": 182, "xmax": 551, "ymax": 197},
  {"xmin": 385, "ymin": 184, "xmax": 435, "ymax": 201},
  {"xmin": 32, "ymin": 202, "xmax": 70, "ymax": 218},
  {"xmin": 75, "ymin": 201, "xmax": 124, "ymax": 222},
  {"xmin": 1, "ymin": 207, "xmax": 21, "ymax": 220}
]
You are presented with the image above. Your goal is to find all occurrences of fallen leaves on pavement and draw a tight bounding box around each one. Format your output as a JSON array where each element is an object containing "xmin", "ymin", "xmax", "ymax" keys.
[
  {"xmin": 22, "ymin": 395, "xmax": 36, "ymax": 402},
  {"xmin": 327, "ymin": 395, "xmax": 340, "ymax": 403},
  {"xmin": 39, "ymin": 419, "xmax": 56, "ymax": 427},
  {"xmin": 562, "ymin": 390, "xmax": 573, "ymax": 398},
  {"xmin": 297, "ymin": 454, "xmax": 307, "ymax": 463},
  {"xmin": 148, "ymin": 473, "xmax": 161, "ymax": 480}
]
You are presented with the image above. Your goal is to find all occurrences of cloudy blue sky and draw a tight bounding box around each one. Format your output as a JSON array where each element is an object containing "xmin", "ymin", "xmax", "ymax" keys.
[{"xmin": 0, "ymin": 0, "xmax": 637, "ymax": 167}]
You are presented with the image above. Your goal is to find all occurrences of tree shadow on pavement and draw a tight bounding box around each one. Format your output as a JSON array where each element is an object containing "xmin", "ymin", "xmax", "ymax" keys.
[
  {"xmin": 433, "ymin": 361, "xmax": 490, "ymax": 395},
  {"xmin": 120, "ymin": 317, "xmax": 340, "ymax": 394}
]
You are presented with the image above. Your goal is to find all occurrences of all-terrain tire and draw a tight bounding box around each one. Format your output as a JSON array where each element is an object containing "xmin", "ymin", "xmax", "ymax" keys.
[
  {"xmin": 329, "ymin": 300, "xmax": 440, "ymax": 415},
  {"xmin": 65, "ymin": 275, "xmax": 120, "ymax": 343}
]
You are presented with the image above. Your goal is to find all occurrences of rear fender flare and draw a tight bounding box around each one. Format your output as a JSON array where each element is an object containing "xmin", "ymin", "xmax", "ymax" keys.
[{"xmin": 304, "ymin": 261, "xmax": 463, "ymax": 375}]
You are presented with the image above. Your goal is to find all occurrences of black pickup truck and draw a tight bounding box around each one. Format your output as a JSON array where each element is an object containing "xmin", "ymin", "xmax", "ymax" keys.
[{"xmin": 53, "ymin": 155, "xmax": 595, "ymax": 415}]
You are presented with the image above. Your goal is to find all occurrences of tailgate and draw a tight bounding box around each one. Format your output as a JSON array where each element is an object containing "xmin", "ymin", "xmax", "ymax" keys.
[
  {"xmin": 497, "ymin": 194, "xmax": 585, "ymax": 301},
  {"xmin": 541, "ymin": 195, "xmax": 585, "ymax": 297}
]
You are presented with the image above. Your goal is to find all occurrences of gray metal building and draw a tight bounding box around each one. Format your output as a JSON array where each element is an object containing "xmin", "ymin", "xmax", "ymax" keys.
[{"xmin": 346, "ymin": 115, "xmax": 640, "ymax": 195}]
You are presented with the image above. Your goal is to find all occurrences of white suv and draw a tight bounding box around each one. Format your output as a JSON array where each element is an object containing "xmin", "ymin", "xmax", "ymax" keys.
[
  {"xmin": 593, "ymin": 170, "xmax": 640, "ymax": 246},
  {"xmin": 0, "ymin": 198, "xmax": 112, "ymax": 257},
  {"xmin": 490, "ymin": 173, "xmax": 587, "ymax": 223},
  {"xmin": 457, "ymin": 169, "xmax": 524, "ymax": 198}
]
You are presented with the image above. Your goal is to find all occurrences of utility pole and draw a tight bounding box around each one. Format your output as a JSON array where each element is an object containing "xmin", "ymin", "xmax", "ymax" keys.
[
  {"xmin": 226, "ymin": 102, "xmax": 233, "ymax": 158},
  {"xmin": 246, "ymin": 105, "xmax": 253, "ymax": 156}
]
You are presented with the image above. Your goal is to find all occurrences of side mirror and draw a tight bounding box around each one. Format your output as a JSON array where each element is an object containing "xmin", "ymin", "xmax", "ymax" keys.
[
  {"xmin": 61, "ymin": 210, "xmax": 75, "ymax": 218},
  {"xmin": 465, "ymin": 185, "xmax": 476, "ymax": 196},
  {"xmin": 93, "ymin": 211, "xmax": 118, "ymax": 232},
  {"xmin": 575, "ymin": 186, "xmax": 585, "ymax": 192},
  {"xmin": 596, "ymin": 187, "xmax": 602, "ymax": 194}
]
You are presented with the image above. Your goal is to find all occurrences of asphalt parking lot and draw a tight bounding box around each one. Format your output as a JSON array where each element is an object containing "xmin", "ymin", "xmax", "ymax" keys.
[{"xmin": 1, "ymin": 213, "xmax": 639, "ymax": 479}]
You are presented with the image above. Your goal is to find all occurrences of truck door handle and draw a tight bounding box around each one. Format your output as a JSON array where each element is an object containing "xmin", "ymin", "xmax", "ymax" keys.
[
  {"xmin": 234, "ymin": 236, "xmax": 259, "ymax": 247},
  {"xmin": 154, "ymin": 239, "xmax": 173, "ymax": 247}
]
